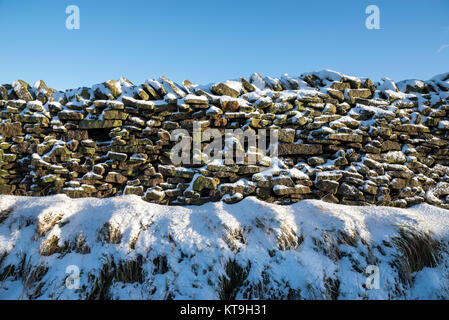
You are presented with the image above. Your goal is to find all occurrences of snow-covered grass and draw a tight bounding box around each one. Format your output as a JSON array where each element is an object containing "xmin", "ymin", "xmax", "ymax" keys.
[{"xmin": 0, "ymin": 194, "xmax": 448, "ymax": 300}]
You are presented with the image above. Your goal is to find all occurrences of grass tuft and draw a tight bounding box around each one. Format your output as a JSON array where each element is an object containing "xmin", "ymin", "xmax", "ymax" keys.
[
  {"xmin": 218, "ymin": 259, "xmax": 249, "ymax": 300},
  {"xmin": 392, "ymin": 226, "xmax": 442, "ymax": 285},
  {"xmin": 223, "ymin": 227, "xmax": 247, "ymax": 253},
  {"xmin": 87, "ymin": 255, "xmax": 145, "ymax": 300},
  {"xmin": 39, "ymin": 235, "xmax": 61, "ymax": 256},
  {"xmin": 277, "ymin": 225, "xmax": 303, "ymax": 251},
  {"xmin": 0, "ymin": 207, "xmax": 14, "ymax": 224},
  {"xmin": 98, "ymin": 222, "xmax": 122, "ymax": 244}
]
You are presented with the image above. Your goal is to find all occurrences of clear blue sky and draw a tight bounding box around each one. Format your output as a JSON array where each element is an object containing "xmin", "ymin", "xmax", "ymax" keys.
[{"xmin": 0, "ymin": 0, "xmax": 448, "ymax": 90}]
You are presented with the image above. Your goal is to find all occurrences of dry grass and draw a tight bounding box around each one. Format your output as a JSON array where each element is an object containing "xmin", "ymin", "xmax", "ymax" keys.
[
  {"xmin": 37, "ymin": 211, "xmax": 64, "ymax": 237},
  {"xmin": 116, "ymin": 255, "xmax": 144, "ymax": 283},
  {"xmin": 87, "ymin": 258, "xmax": 115, "ymax": 300},
  {"xmin": 223, "ymin": 227, "xmax": 247, "ymax": 253},
  {"xmin": 0, "ymin": 250, "xmax": 7, "ymax": 267},
  {"xmin": 128, "ymin": 230, "xmax": 141, "ymax": 250},
  {"xmin": 277, "ymin": 225, "xmax": 303, "ymax": 251},
  {"xmin": 152, "ymin": 255, "xmax": 168, "ymax": 274},
  {"xmin": 39, "ymin": 235, "xmax": 61, "ymax": 256},
  {"xmin": 324, "ymin": 277, "xmax": 340, "ymax": 300},
  {"xmin": 60, "ymin": 233, "xmax": 91, "ymax": 255},
  {"xmin": 87, "ymin": 255, "xmax": 145, "ymax": 300},
  {"xmin": 337, "ymin": 230, "xmax": 360, "ymax": 247},
  {"xmin": 0, "ymin": 253, "xmax": 49, "ymax": 299},
  {"xmin": 312, "ymin": 231, "xmax": 341, "ymax": 261},
  {"xmin": 0, "ymin": 207, "xmax": 14, "ymax": 224},
  {"xmin": 0, "ymin": 265, "xmax": 14, "ymax": 282},
  {"xmin": 218, "ymin": 259, "xmax": 249, "ymax": 300},
  {"xmin": 21, "ymin": 264, "xmax": 48, "ymax": 299},
  {"xmin": 74, "ymin": 233, "xmax": 90, "ymax": 254},
  {"xmin": 392, "ymin": 226, "xmax": 442, "ymax": 285},
  {"xmin": 98, "ymin": 222, "xmax": 122, "ymax": 244}
]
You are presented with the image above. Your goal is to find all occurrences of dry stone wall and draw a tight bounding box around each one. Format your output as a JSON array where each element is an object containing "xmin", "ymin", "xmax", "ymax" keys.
[{"xmin": 1, "ymin": 70, "xmax": 449, "ymax": 208}]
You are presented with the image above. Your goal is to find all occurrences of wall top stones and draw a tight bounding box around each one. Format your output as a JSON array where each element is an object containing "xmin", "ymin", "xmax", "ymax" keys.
[{"xmin": 1, "ymin": 69, "xmax": 449, "ymax": 209}]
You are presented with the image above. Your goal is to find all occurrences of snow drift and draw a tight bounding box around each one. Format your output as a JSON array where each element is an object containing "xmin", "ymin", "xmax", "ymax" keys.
[{"xmin": 1, "ymin": 194, "xmax": 449, "ymax": 300}]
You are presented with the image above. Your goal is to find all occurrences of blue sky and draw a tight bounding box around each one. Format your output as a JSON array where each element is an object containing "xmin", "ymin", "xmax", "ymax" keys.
[{"xmin": 0, "ymin": 0, "xmax": 448, "ymax": 90}]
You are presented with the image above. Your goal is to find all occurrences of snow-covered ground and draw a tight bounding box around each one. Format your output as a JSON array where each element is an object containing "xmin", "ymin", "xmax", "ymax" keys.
[{"xmin": 0, "ymin": 194, "xmax": 449, "ymax": 300}]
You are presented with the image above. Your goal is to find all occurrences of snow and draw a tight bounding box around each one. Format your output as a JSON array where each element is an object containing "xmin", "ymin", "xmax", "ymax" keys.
[
  {"xmin": 1, "ymin": 195, "xmax": 449, "ymax": 300},
  {"xmin": 396, "ymin": 79, "xmax": 427, "ymax": 92},
  {"xmin": 377, "ymin": 78, "xmax": 399, "ymax": 92},
  {"xmin": 312, "ymin": 69, "xmax": 344, "ymax": 82},
  {"xmin": 224, "ymin": 80, "xmax": 244, "ymax": 93},
  {"xmin": 249, "ymin": 73, "xmax": 266, "ymax": 90},
  {"xmin": 430, "ymin": 72, "xmax": 449, "ymax": 82}
]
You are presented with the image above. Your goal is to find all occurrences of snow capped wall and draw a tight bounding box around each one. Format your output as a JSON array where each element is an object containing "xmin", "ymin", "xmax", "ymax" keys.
[{"xmin": 1, "ymin": 70, "xmax": 449, "ymax": 208}]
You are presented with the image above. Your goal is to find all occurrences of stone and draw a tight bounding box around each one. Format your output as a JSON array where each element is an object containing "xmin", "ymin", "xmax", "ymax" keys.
[
  {"xmin": 219, "ymin": 97, "xmax": 240, "ymax": 112},
  {"xmin": 162, "ymin": 121, "xmax": 180, "ymax": 130},
  {"xmin": 124, "ymin": 185, "xmax": 144, "ymax": 196},
  {"xmin": 0, "ymin": 122, "xmax": 23, "ymax": 138},
  {"xmin": 327, "ymin": 133, "xmax": 363, "ymax": 143},
  {"xmin": 136, "ymin": 100, "xmax": 155, "ymax": 111},
  {"xmin": 390, "ymin": 178, "xmax": 407, "ymax": 190},
  {"xmin": 327, "ymin": 89, "xmax": 344, "ymax": 101},
  {"xmin": 316, "ymin": 171, "xmax": 343, "ymax": 181},
  {"xmin": 93, "ymin": 164, "xmax": 105, "ymax": 175},
  {"xmin": 144, "ymin": 188, "xmax": 165, "ymax": 202},
  {"xmin": 0, "ymin": 85, "xmax": 8, "ymax": 100},
  {"xmin": 381, "ymin": 151, "xmax": 407, "ymax": 164},
  {"xmin": 273, "ymin": 184, "xmax": 311, "ymax": 195},
  {"xmin": 361, "ymin": 182, "xmax": 378, "ymax": 195},
  {"xmin": 278, "ymin": 144, "xmax": 322, "ymax": 155},
  {"xmin": 105, "ymin": 80, "xmax": 122, "ymax": 98},
  {"xmin": 58, "ymin": 110, "xmax": 85, "ymax": 121},
  {"xmin": 12, "ymin": 80, "xmax": 33, "ymax": 101},
  {"xmin": 223, "ymin": 192, "xmax": 244, "ymax": 204},
  {"xmin": 0, "ymin": 184, "xmax": 16, "ymax": 194},
  {"xmin": 41, "ymin": 174, "xmax": 57, "ymax": 184},
  {"xmin": 15, "ymin": 114, "xmax": 49, "ymax": 125},
  {"xmin": 206, "ymin": 106, "xmax": 223, "ymax": 116},
  {"xmin": 241, "ymin": 77, "xmax": 256, "ymax": 92},
  {"xmin": 211, "ymin": 83, "xmax": 240, "ymax": 98},
  {"xmin": 141, "ymin": 83, "xmax": 162, "ymax": 100},
  {"xmin": 192, "ymin": 175, "xmax": 220, "ymax": 192},
  {"xmin": 79, "ymin": 120, "xmax": 122, "ymax": 129},
  {"xmin": 102, "ymin": 109, "xmax": 129, "ymax": 120},
  {"xmin": 238, "ymin": 165, "xmax": 261, "ymax": 174},
  {"xmin": 107, "ymin": 151, "xmax": 127, "ymax": 162},
  {"xmin": 279, "ymin": 129, "xmax": 295, "ymax": 143},
  {"xmin": 122, "ymin": 96, "xmax": 138, "ymax": 107},
  {"xmin": 381, "ymin": 140, "xmax": 401, "ymax": 151},
  {"xmin": 105, "ymin": 172, "xmax": 128, "ymax": 184},
  {"xmin": 62, "ymin": 188, "xmax": 87, "ymax": 198},
  {"xmin": 345, "ymin": 88, "xmax": 372, "ymax": 99},
  {"xmin": 397, "ymin": 124, "xmax": 430, "ymax": 135},
  {"xmin": 322, "ymin": 193, "xmax": 340, "ymax": 203},
  {"xmin": 271, "ymin": 176, "xmax": 295, "ymax": 187},
  {"xmin": 315, "ymin": 180, "xmax": 339, "ymax": 194},
  {"xmin": 159, "ymin": 76, "xmax": 187, "ymax": 98},
  {"xmin": 184, "ymin": 94, "xmax": 208, "ymax": 105},
  {"xmin": 2, "ymin": 154, "xmax": 17, "ymax": 162},
  {"xmin": 337, "ymin": 183, "xmax": 364, "ymax": 199}
]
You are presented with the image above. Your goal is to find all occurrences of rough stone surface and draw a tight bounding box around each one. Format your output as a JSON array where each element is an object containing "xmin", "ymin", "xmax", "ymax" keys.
[{"xmin": 1, "ymin": 71, "xmax": 449, "ymax": 208}]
